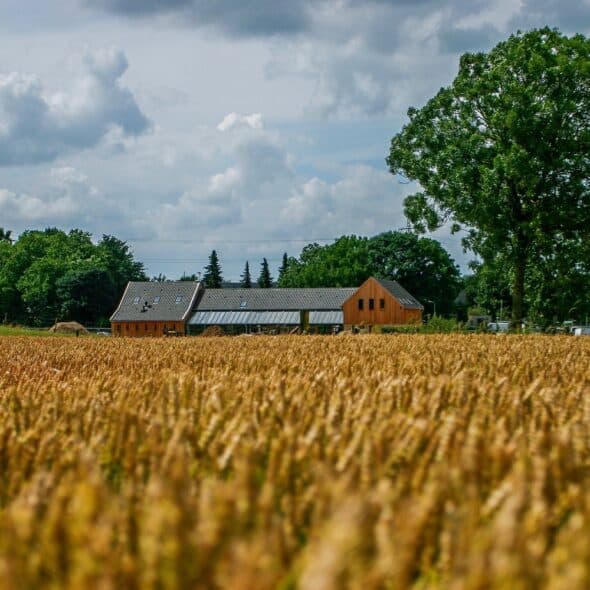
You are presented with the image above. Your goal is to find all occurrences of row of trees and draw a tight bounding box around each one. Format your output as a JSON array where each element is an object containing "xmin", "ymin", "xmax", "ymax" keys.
[
  {"xmin": 193, "ymin": 232, "xmax": 462, "ymax": 316},
  {"xmin": 195, "ymin": 251, "xmax": 276, "ymax": 289},
  {"xmin": 0, "ymin": 228, "xmax": 146, "ymax": 326}
]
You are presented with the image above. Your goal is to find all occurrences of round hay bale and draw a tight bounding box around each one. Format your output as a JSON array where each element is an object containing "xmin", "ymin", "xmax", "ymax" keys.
[{"xmin": 49, "ymin": 321, "xmax": 90, "ymax": 335}]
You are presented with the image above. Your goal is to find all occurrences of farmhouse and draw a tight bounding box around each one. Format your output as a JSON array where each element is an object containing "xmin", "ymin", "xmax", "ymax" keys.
[{"xmin": 110, "ymin": 276, "xmax": 423, "ymax": 336}]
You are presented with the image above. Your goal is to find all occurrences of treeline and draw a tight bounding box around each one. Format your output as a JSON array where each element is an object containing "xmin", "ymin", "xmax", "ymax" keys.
[
  {"xmin": 195, "ymin": 231, "xmax": 463, "ymax": 317},
  {"xmin": 0, "ymin": 228, "xmax": 146, "ymax": 326}
]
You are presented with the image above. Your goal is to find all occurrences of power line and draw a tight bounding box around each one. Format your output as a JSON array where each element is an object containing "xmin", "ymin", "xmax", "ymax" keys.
[{"xmin": 125, "ymin": 237, "xmax": 337, "ymax": 244}]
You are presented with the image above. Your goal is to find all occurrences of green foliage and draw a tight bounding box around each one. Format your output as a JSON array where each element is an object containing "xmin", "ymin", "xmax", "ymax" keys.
[
  {"xmin": 421, "ymin": 316, "xmax": 462, "ymax": 333},
  {"xmin": 257, "ymin": 258, "xmax": 273, "ymax": 288},
  {"xmin": 202, "ymin": 250, "xmax": 223, "ymax": 288},
  {"xmin": 240, "ymin": 261, "xmax": 252, "ymax": 288},
  {"xmin": 278, "ymin": 232, "xmax": 461, "ymax": 315},
  {"xmin": 278, "ymin": 236, "xmax": 371, "ymax": 288},
  {"xmin": 368, "ymin": 231, "xmax": 461, "ymax": 315},
  {"xmin": 0, "ymin": 228, "xmax": 13, "ymax": 243},
  {"xmin": 0, "ymin": 228, "xmax": 146, "ymax": 326},
  {"xmin": 387, "ymin": 28, "xmax": 590, "ymax": 322}
]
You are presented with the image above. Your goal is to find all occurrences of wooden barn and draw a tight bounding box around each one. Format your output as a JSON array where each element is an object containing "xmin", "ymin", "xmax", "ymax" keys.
[
  {"xmin": 342, "ymin": 277, "xmax": 423, "ymax": 329},
  {"xmin": 110, "ymin": 281, "xmax": 201, "ymax": 337},
  {"xmin": 110, "ymin": 277, "xmax": 422, "ymax": 337}
]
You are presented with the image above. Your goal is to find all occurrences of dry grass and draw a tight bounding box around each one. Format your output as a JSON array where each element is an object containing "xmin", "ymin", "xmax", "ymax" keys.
[{"xmin": 1, "ymin": 334, "xmax": 590, "ymax": 589}]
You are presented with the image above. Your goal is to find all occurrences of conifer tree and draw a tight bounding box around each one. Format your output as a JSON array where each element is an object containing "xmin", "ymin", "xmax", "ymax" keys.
[
  {"xmin": 257, "ymin": 258, "xmax": 273, "ymax": 288},
  {"xmin": 240, "ymin": 261, "xmax": 252, "ymax": 288},
  {"xmin": 202, "ymin": 250, "xmax": 223, "ymax": 288},
  {"xmin": 277, "ymin": 252, "xmax": 289, "ymax": 284}
]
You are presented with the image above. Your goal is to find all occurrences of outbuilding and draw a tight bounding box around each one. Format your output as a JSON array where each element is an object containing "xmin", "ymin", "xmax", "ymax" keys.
[
  {"xmin": 110, "ymin": 281, "xmax": 201, "ymax": 337},
  {"xmin": 190, "ymin": 287, "xmax": 356, "ymax": 334}
]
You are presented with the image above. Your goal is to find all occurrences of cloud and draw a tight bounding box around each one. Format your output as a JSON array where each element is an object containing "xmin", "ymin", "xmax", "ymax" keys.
[
  {"xmin": 217, "ymin": 112, "xmax": 263, "ymax": 132},
  {"xmin": 82, "ymin": 0, "xmax": 588, "ymax": 119},
  {"xmin": 281, "ymin": 165, "xmax": 408, "ymax": 235},
  {"xmin": 0, "ymin": 48, "xmax": 150, "ymax": 166},
  {"xmin": 155, "ymin": 115, "xmax": 293, "ymax": 233},
  {"xmin": 86, "ymin": 0, "xmax": 311, "ymax": 37},
  {"xmin": 0, "ymin": 167, "xmax": 97, "ymax": 225},
  {"xmin": 510, "ymin": 0, "xmax": 590, "ymax": 33}
]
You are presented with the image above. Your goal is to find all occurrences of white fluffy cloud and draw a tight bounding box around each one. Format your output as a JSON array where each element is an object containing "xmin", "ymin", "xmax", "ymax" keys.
[
  {"xmin": 0, "ymin": 48, "xmax": 150, "ymax": 165},
  {"xmin": 217, "ymin": 112, "xmax": 263, "ymax": 132}
]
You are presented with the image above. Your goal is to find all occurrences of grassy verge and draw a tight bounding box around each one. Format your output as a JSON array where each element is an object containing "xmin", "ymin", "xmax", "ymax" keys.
[{"xmin": 0, "ymin": 326, "xmax": 75, "ymax": 337}]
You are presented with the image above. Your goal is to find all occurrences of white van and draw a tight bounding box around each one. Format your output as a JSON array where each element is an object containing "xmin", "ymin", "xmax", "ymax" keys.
[{"xmin": 488, "ymin": 321, "xmax": 510, "ymax": 333}]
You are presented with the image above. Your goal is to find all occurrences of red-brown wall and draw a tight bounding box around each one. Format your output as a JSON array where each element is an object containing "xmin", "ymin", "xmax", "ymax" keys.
[
  {"xmin": 342, "ymin": 277, "xmax": 422, "ymax": 326},
  {"xmin": 111, "ymin": 321, "xmax": 186, "ymax": 337}
]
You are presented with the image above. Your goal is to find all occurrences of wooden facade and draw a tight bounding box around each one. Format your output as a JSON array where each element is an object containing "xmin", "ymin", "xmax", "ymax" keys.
[
  {"xmin": 111, "ymin": 321, "xmax": 186, "ymax": 337},
  {"xmin": 342, "ymin": 277, "xmax": 422, "ymax": 327}
]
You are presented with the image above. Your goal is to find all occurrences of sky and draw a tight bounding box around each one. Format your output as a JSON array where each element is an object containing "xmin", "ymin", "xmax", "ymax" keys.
[{"xmin": 1, "ymin": 0, "xmax": 589, "ymax": 281}]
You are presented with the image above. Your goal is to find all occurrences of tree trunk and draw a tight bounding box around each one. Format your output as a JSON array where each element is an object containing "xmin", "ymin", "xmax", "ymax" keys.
[{"xmin": 511, "ymin": 254, "xmax": 526, "ymax": 328}]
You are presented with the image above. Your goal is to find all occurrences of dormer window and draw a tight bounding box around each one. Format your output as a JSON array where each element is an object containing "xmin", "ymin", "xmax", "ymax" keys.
[{"xmin": 133, "ymin": 296, "xmax": 140, "ymax": 304}]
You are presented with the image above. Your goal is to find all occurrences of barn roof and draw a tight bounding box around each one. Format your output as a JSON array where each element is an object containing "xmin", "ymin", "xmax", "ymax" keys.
[
  {"xmin": 110, "ymin": 282, "xmax": 201, "ymax": 322},
  {"xmin": 195, "ymin": 287, "xmax": 356, "ymax": 312},
  {"xmin": 373, "ymin": 277, "xmax": 424, "ymax": 309}
]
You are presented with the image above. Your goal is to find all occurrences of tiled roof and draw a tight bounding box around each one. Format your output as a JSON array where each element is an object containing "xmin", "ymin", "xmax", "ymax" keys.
[
  {"xmin": 374, "ymin": 278, "xmax": 423, "ymax": 309},
  {"xmin": 110, "ymin": 282, "xmax": 201, "ymax": 322},
  {"xmin": 195, "ymin": 288, "xmax": 357, "ymax": 311}
]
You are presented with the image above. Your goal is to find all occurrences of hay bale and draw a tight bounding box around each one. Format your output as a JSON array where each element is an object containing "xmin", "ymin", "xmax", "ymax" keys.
[{"xmin": 49, "ymin": 321, "xmax": 90, "ymax": 335}]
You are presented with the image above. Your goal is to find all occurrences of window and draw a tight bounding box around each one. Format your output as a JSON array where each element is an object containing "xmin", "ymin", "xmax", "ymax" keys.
[
  {"xmin": 380, "ymin": 298, "xmax": 385, "ymax": 310},
  {"xmin": 133, "ymin": 296, "xmax": 140, "ymax": 304},
  {"xmin": 358, "ymin": 298, "xmax": 364, "ymax": 311},
  {"xmin": 369, "ymin": 298, "xmax": 375, "ymax": 310},
  {"xmin": 153, "ymin": 296, "xmax": 161, "ymax": 304},
  {"xmin": 175, "ymin": 295, "xmax": 183, "ymax": 304},
  {"xmin": 240, "ymin": 300, "xmax": 247, "ymax": 308}
]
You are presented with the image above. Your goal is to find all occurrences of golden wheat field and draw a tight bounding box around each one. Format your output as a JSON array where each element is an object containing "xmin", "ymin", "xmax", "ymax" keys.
[{"xmin": 1, "ymin": 334, "xmax": 590, "ymax": 589}]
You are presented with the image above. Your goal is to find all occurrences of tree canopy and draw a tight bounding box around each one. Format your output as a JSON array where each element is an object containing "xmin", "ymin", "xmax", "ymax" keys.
[
  {"xmin": 0, "ymin": 229, "xmax": 146, "ymax": 326},
  {"xmin": 278, "ymin": 232, "xmax": 461, "ymax": 314},
  {"xmin": 387, "ymin": 28, "xmax": 590, "ymax": 323}
]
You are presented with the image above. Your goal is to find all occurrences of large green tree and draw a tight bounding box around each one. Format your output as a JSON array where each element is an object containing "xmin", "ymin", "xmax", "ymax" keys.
[
  {"xmin": 278, "ymin": 232, "xmax": 460, "ymax": 314},
  {"xmin": 387, "ymin": 28, "xmax": 590, "ymax": 323},
  {"xmin": 278, "ymin": 236, "xmax": 371, "ymax": 288},
  {"xmin": 368, "ymin": 231, "xmax": 461, "ymax": 315}
]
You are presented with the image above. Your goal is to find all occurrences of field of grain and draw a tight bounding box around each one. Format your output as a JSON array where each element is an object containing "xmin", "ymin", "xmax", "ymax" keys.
[{"xmin": 1, "ymin": 334, "xmax": 590, "ymax": 589}]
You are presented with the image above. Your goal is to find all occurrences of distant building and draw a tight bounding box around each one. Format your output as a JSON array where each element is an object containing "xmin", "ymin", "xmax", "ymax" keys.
[
  {"xmin": 110, "ymin": 281, "xmax": 201, "ymax": 337},
  {"xmin": 110, "ymin": 277, "xmax": 423, "ymax": 337}
]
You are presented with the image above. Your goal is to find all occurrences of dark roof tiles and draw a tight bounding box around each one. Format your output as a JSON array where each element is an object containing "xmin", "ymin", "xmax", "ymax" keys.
[
  {"xmin": 110, "ymin": 282, "xmax": 201, "ymax": 322},
  {"xmin": 196, "ymin": 288, "xmax": 357, "ymax": 311},
  {"xmin": 373, "ymin": 277, "xmax": 423, "ymax": 309}
]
